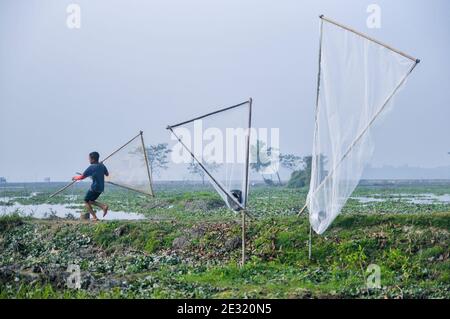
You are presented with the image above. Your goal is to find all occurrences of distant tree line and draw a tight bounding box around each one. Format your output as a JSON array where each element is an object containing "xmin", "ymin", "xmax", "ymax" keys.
[
  {"xmin": 287, "ymin": 156, "xmax": 312, "ymax": 188},
  {"xmin": 250, "ymin": 139, "xmax": 328, "ymax": 188},
  {"xmin": 142, "ymin": 141, "xmax": 326, "ymax": 189},
  {"xmin": 250, "ymin": 140, "xmax": 303, "ymax": 186},
  {"xmin": 287, "ymin": 155, "xmax": 327, "ymax": 188},
  {"xmin": 145, "ymin": 143, "xmax": 172, "ymax": 177}
]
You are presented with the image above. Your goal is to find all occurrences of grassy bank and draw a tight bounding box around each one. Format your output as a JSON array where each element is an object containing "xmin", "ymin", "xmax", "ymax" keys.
[{"xmin": 0, "ymin": 210, "xmax": 448, "ymax": 298}]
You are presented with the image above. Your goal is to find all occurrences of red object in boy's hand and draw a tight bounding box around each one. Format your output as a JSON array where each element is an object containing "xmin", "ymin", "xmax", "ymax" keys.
[{"xmin": 72, "ymin": 175, "xmax": 84, "ymax": 181}]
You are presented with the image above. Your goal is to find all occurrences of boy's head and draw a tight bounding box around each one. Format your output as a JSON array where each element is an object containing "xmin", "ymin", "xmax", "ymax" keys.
[{"xmin": 89, "ymin": 152, "xmax": 100, "ymax": 164}]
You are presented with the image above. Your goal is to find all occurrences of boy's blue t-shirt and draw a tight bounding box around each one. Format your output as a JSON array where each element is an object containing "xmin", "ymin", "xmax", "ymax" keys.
[{"xmin": 83, "ymin": 163, "xmax": 109, "ymax": 193}]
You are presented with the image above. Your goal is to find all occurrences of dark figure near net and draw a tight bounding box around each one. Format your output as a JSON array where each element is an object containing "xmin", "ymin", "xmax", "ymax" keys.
[
  {"xmin": 228, "ymin": 189, "xmax": 243, "ymax": 211},
  {"xmin": 72, "ymin": 152, "xmax": 109, "ymax": 221}
]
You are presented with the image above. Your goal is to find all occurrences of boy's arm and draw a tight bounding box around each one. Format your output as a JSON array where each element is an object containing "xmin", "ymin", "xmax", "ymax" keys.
[
  {"xmin": 104, "ymin": 165, "xmax": 109, "ymax": 177},
  {"xmin": 72, "ymin": 166, "xmax": 93, "ymax": 181}
]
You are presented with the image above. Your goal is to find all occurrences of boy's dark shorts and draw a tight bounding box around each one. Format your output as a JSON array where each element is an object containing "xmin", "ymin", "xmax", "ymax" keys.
[{"xmin": 84, "ymin": 190, "xmax": 101, "ymax": 202}]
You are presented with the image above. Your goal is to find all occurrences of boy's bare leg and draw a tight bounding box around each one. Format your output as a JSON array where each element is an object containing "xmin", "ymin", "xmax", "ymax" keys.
[
  {"xmin": 85, "ymin": 202, "xmax": 99, "ymax": 221},
  {"xmin": 92, "ymin": 201, "xmax": 108, "ymax": 217}
]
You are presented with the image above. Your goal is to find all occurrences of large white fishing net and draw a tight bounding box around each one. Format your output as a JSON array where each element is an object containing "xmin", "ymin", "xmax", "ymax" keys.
[
  {"xmin": 168, "ymin": 100, "xmax": 252, "ymax": 211},
  {"xmin": 307, "ymin": 17, "xmax": 418, "ymax": 234}
]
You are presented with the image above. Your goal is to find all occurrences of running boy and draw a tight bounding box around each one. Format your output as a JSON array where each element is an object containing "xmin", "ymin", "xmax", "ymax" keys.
[{"xmin": 73, "ymin": 152, "xmax": 109, "ymax": 221}]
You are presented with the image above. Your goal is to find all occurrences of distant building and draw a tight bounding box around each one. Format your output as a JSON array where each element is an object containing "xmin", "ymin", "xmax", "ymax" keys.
[
  {"xmin": 0, "ymin": 177, "xmax": 6, "ymax": 183},
  {"xmin": 44, "ymin": 177, "xmax": 51, "ymax": 183}
]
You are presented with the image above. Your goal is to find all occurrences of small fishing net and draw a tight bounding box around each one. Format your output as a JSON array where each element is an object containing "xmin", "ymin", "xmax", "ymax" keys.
[
  {"xmin": 103, "ymin": 131, "xmax": 154, "ymax": 196},
  {"xmin": 50, "ymin": 131, "xmax": 154, "ymax": 198}
]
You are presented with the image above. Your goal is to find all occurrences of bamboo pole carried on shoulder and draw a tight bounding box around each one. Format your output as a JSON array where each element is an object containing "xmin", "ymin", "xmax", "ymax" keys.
[{"xmin": 49, "ymin": 180, "xmax": 78, "ymax": 198}]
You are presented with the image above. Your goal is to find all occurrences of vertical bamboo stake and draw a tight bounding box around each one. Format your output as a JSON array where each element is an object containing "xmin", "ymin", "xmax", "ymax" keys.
[
  {"xmin": 308, "ymin": 225, "xmax": 312, "ymax": 260},
  {"xmin": 241, "ymin": 211, "xmax": 246, "ymax": 267},
  {"xmin": 241, "ymin": 97, "xmax": 253, "ymax": 267},
  {"xmin": 298, "ymin": 17, "xmax": 324, "ymax": 217},
  {"xmin": 140, "ymin": 131, "xmax": 155, "ymax": 197},
  {"xmin": 243, "ymin": 98, "xmax": 252, "ymax": 208}
]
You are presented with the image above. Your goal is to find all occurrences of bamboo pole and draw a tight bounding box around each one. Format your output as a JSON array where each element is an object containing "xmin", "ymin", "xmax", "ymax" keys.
[
  {"xmin": 241, "ymin": 97, "xmax": 253, "ymax": 267},
  {"xmin": 140, "ymin": 131, "xmax": 155, "ymax": 197},
  {"xmin": 298, "ymin": 202, "xmax": 308, "ymax": 216},
  {"xmin": 49, "ymin": 180, "xmax": 78, "ymax": 198},
  {"xmin": 168, "ymin": 100, "xmax": 250, "ymax": 129},
  {"xmin": 241, "ymin": 211, "xmax": 246, "ymax": 267},
  {"xmin": 320, "ymin": 15, "xmax": 419, "ymax": 63},
  {"xmin": 244, "ymin": 97, "xmax": 252, "ymax": 208},
  {"xmin": 308, "ymin": 225, "xmax": 312, "ymax": 260},
  {"xmin": 298, "ymin": 18, "xmax": 324, "ymax": 217}
]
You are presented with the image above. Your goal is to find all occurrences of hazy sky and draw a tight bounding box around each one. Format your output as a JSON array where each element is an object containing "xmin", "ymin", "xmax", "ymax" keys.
[{"xmin": 1, "ymin": 0, "xmax": 449, "ymax": 182}]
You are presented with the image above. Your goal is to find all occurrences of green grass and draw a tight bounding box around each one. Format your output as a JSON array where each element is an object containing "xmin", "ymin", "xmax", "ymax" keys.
[
  {"xmin": 0, "ymin": 213, "xmax": 24, "ymax": 232},
  {"xmin": 0, "ymin": 183, "xmax": 449, "ymax": 299}
]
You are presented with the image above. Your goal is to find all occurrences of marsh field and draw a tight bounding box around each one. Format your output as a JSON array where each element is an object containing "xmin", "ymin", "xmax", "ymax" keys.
[{"xmin": 0, "ymin": 181, "xmax": 449, "ymax": 299}]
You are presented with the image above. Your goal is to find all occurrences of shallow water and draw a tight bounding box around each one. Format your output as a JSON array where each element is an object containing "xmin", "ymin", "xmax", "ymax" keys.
[
  {"xmin": 0, "ymin": 203, "xmax": 145, "ymax": 220},
  {"xmin": 351, "ymin": 196, "xmax": 385, "ymax": 203},
  {"xmin": 0, "ymin": 192, "xmax": 40, "ymax": 203},
  {"xmin": 406, "ymin": 193, "xmax": 450, "ymax": 204},
  {"xmin": 352, "ymin": 193, "xmax": 450, "ymax": 204},
  {"xmin": 64, "ymin": 194, "xmax": 79, "ymax": 201}
]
